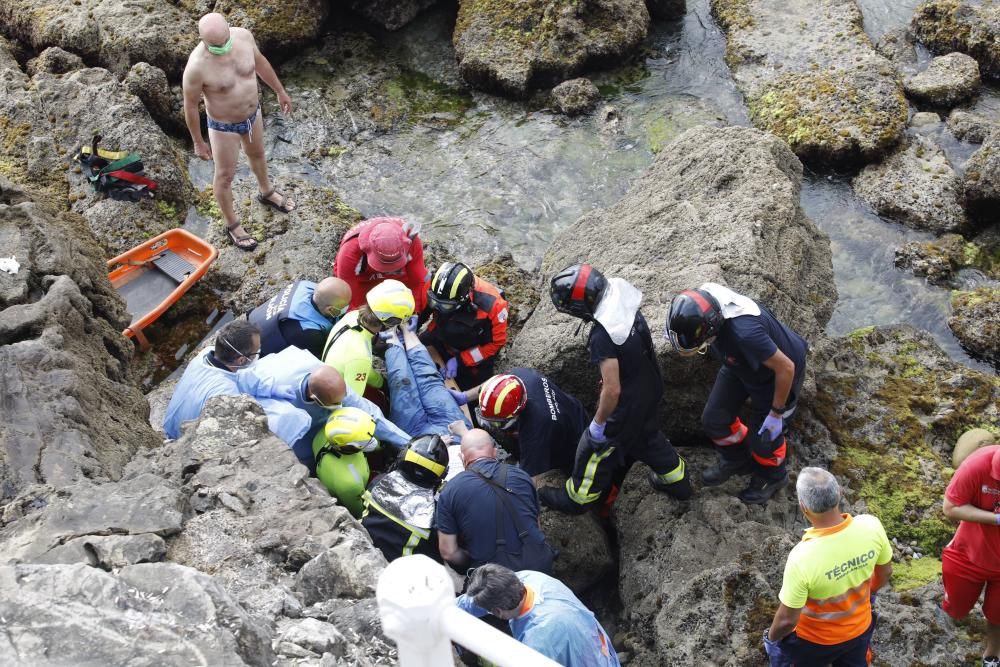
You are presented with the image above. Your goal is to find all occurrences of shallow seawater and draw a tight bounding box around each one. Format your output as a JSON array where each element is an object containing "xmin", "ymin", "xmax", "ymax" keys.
[{"xmin": 173, "ymin": 0, "xmax": 995, "ymax": 374}]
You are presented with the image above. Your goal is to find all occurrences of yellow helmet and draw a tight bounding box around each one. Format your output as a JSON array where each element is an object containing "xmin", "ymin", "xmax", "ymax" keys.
[
  {"xmin": 365, "ymin": 279, "xmax": 415, "ymax": 325},
  {"xmin": 320, "ymin": 407, "xmax": 377, "ymax": 455}
]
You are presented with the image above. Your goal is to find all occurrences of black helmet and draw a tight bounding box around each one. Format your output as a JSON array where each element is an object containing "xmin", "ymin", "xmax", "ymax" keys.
[
  {"xmin": 666, "ymin": 288, "xmax": 723, "ymax": 355},
  {"xmin": 549, "ymin": 263, "xmax": 607, "ymax": 320},
  {"xmin": 428, "ymin": 262, "xmax": 474, "ymax": 316},
  {"xmin": 398, "ymin": 434, "xmax": 449, "ymax": 487}
]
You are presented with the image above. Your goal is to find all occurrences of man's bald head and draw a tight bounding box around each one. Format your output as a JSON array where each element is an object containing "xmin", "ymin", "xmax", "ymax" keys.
[
  {"xmin": 313, "ymin": 277, "xmax": 352, "ymax": 317},
  {"xmin": 460, "ymin": 429, "xmax": 496, "ymax": 466},
  {"xmin": 307, "ymin": 366, "xmax": 346, "ymax": 408},
  {"xmin": 198, "ymin": 13, "xmax": 230, "ymax": 46}
]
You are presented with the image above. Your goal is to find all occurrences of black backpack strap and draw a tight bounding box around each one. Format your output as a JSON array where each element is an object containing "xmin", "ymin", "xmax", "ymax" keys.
[{"xmin": 471, "ymin": 464, "xmax": 531, "ymax": 544}]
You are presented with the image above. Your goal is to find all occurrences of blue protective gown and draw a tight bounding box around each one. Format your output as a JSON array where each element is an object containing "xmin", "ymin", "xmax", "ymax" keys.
[
  {"xmin": 457, "ymin": 570, "xmax": 620, "ymax": 667},
  {"xmin": 233, "ymin": 346, "xmax": 411, "ymax": 452},
  {"xmin": 162, "ymin": 348, "xmax": 312, "ymax": 444}
]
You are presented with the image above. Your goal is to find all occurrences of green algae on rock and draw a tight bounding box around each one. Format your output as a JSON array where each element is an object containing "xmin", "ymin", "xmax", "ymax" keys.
[
  {"xmin": 814, "ymin": 326, "xmax": 1000, "ymax": 556},
  {"xmin": 893, "ymin": 556, "xmax": 942, "ymax": 592},
  {"xmin": 912, "ymin": 0, "xmax": 1000, "ymax": 81},
  {"xmin": 453, "ymin": 0, "xmax": 650, "ymax": 97},
  {"xmin": 712, "ymin": 0, "xmax": 907, "ymax": 167},
  {"xmin": 949, "ymin": 287, "xmax": 1000, "ymax": 364}
]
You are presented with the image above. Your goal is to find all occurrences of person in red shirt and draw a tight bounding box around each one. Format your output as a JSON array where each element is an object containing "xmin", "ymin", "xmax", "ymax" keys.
[
  {"xmin": 332, "ymin": 217, "xmax": 429, "ymax": 313},
  {"xmin": 942, "ymin": 443, "xmax": 1000, "ymax": 667}
]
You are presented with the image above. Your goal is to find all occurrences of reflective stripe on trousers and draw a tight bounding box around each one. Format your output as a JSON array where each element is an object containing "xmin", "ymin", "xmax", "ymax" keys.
[
  {"xmin": 566, "ymin": 446, "xmax": 616, "ymax": 505},
  {"xmin": 713, "ymin": 418, "xmax": 749, "ymax": 446},
  {"xmin": 654, "ymin": 456, "xmax": 686, "ymax": 484}
]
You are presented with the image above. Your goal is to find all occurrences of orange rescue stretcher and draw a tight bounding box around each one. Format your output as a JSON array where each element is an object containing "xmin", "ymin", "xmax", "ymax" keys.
[{"xmin": 107, "ymin": 229, "xmax": 218, "ymax": 349}]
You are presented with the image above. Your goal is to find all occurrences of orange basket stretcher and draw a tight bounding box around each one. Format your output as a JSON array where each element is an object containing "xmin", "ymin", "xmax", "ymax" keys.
[{"xmin": 107, "ymin": 229, "xmax": 218, "ymax": 349}]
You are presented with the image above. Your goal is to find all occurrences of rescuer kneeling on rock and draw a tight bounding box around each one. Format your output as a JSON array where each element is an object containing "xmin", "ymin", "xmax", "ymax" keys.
[
  {"xmin": 540, "ymin": 264, "xmax": 692, "ymax": 514},
  {"xmin": 666, "ymin": 283, "xmax": 808, "ymax": 505},
  {"xmin": 246, "ymin": 277, "xmax": 351, "ymax": 359},
  {"xmin": 361, "ymin": 434, "xmax": 450, "ymax": 563},
  {"xmin": 765, "ymin": 467, "xmax": 893, "ymax": 667}
]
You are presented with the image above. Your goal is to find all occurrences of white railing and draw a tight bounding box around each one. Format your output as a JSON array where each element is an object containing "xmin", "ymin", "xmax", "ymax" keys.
[{"xmin": 376, "ymin": 555, "xmax": 561, "ymax": 667}]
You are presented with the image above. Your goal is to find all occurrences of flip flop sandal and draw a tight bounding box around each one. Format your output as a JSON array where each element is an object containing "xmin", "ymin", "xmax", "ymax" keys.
[
  {"xmin": 257, "ymin": 188, "xmax": 296, "ymax": 213},
  {"xmin": 226, "ymin": 222, "xmax": 258, "ymax": 251}
]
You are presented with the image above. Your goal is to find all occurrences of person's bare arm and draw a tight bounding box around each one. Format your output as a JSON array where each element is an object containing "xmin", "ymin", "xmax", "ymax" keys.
[
  {"xmin": 943, "ymin": 497, "xmax": 1000, "ymax": 525},
  {"xmin": 181, "ymin": 62, "xmax": 211, "ymax": 159},
  {"xmin": 251, "ymin": 35, "xmax": 292, "ymax": 115},
  {"xmin": 761, "ymin": 349, "xmax": 795, "ymax": 411},
  {"xmin": 767, "ymin": 603, "xmax": 802, "ymax": 643},
  {"xmin": 871, "ymin": 562, "xmax": 893, "ymax": 593},
  {"xmin": 593, "ymin": 358, "xmax": 621, "ymax": 425},
  {"xmin": 438, "ymin": 532, "xmax": 469, "ymax": 568}
]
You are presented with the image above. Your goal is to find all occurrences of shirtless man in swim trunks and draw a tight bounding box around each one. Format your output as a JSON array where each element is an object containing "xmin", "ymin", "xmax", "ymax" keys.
[{"xmin": 182, "ymin": 12, "xmax": 296, "ymax": 250}]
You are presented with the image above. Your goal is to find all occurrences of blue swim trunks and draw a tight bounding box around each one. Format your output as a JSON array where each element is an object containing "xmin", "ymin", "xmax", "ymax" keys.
[{"xmin": 207, "ymin": 103, "xmax": 260, "ymax": 139}]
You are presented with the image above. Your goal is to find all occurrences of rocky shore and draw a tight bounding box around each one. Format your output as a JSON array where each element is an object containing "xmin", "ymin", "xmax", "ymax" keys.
[{"xmin": 1, "ymin": 1, "xmax": 998, "ymax": 665}]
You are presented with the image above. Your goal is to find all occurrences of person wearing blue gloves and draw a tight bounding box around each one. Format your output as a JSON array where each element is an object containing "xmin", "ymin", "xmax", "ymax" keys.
[
  {"xmin": 538, "ymin": 264, "xmax": 692, "ymax": 515},
  {"xmin": 457, "ymin": 563, "xmax": 621, "ymax": 667},
  {"xmin": 666, "ymin": 283, "xmax": 808, "ymax": 505}
]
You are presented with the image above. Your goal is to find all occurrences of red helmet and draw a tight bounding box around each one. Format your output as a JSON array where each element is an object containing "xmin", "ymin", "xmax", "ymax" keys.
[{"xmin": 477, "ymin": 374, "xmax": 527, "ymax": 425}]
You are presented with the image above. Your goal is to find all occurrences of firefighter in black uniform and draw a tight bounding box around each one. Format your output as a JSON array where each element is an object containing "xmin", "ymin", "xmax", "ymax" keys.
[
  {"xmin": 539, "ymin": 263, "xmax": 692, "ymax": 514},
  {"xmin": 419, "ymin": 262, "xmax": 509, "ymax": 390},
  {"xmin": 360, "ymin": 434, "xmax": 450, "ymax": 562},
  {"xmin": 666, "ymin": 284, "xmax": 808, "ymax": 504},
  {"xmin": 455, "ymin": 369, "xmax": 589, "ymax": 483}
]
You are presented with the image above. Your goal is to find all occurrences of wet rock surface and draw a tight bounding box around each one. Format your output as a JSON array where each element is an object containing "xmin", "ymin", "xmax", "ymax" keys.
[
  {"xmin": 0, "ymin": 43, "xmax": 193, "ymax": 255},
  {"xmin": 0, "ymin": 178, "xmax": 159, "ymax": 502},
  {"xmin": 453, "ymin": 0, "xmax": 650, "ymax": 97},
  {"xmin": 852, "ymin": 132, "xmax": 965, "ymax": 234},
  {"xmin": 947, "ymin": 108, "xmax": 999, "ymax": 143},
  {"xmin": 550, "ymin": 77, "xmax": 602, "ymax": 115},
  {"xmin": 204, "ymin": 180, "xmax": 363, "ymax": 314},
  {"xmin": 349, "ymin": 0, "xmax": 439, "ymax": 31},
  {"xmin": 912, "ymin": 0, "xmax": 1000, "ymax": 81},
  {"xmin": 895, "ymin": 229, "xmax": 1000, "ymax": 287},
  {"xmin": 0, "ymin": 396, "xmax": 394, "ymax": 666},
  {"xmin": 876, "ymin": 27, "xmax": 919, "ymax": 70},
  {"xmin": 904, "ymin": 51, "xmax": 981, "ymax": 106},
  {"xmin": 815, "ymin": 326, "xmax": 999, "ymax": 557},
  {"xmin": 0, "ymin": 0, "xmax": 198, "ymax": 78},
  {"xmin": 613, "ymin": 326, "xmax": 995, "ymax": 665},
  {"xmin": 0, "ymin": 562, "xmax": 276, "ymax": 666},
  {"xmin": 507, "ymin": 125, "xmax": 835, "ymax": 436},
  {"xmin": 949, "ymin": 287, "xmax": 1000, "ymax": 364},
  {"xmin": 962, "ymin": 131, "xmax": 1000, "ymax": 221},
  {"xmin": 711, "ymin": 0, "xmax": 907, "ymax": 167}
]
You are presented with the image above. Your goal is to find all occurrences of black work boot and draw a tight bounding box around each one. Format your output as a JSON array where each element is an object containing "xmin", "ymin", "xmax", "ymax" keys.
[
  {"xmin": 539, "ymin": 486, "xmax": 589, "ymax": 515},
  {"xmin": 648, "ymin": 457, "xmax": 695, "ymax": 500},
  {"xmin": 648, "ymin": 470, "xmax": 694, "ymax": 500},
  {"xmin": 702, "ymin": 456, "xmax": 753, "ymax": 486},
  {"xmin": 738, "ymin": 474, "xmax": 789, "ymax": 505}
]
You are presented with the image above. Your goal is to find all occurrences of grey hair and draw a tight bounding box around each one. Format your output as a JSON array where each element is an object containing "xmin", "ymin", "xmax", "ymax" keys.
[
  {"xmin": 466, "ymin": 563, "xmax": 524, "ymax": 613},
  {"xmin": 795, "ymin": 467, "xmax": 842, "ymax": 514}
]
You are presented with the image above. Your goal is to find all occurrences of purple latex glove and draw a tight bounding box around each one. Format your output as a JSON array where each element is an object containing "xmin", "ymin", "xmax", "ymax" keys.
[
  {"xmin": 406, "ymin": 315, "xmax": 419, "ymax": 332},
  {"xmin": 448, "ymin": 388, "xmax": 468, "ymax": 406},
  {"xmin": 589, "ymin": 419, "xmax": 607, "ymax": 442},
  {"xmin": 758, "ymin": 413, "xmax": 783, "ymax": 442},
  {"xmin": 443, "ymin": 356, "xmax": 459, "ymax": 379},
  {"xmin": 763, "ymin": 630, "xmax": 793, "ymax": 667}
]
